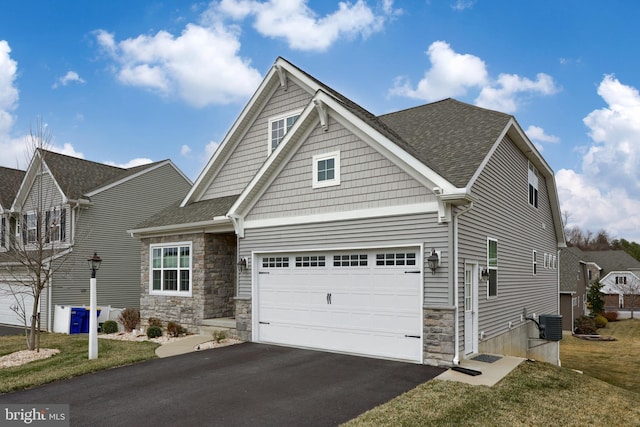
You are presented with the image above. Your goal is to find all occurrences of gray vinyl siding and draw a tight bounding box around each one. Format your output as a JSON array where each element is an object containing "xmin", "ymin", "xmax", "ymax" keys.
[
  {"xmin": 238, "ymin": 213, "xmax": 450, "ymax": 305},
  {"xmin": 49, "ymin": 164, "xmax": 191, "ymax": 320},
  {"xmin": 202, "ymin": 82, "xmax": 313, "ymax": 200},
  {"xmin": 457, "ymin": 136, "xmax": 559, "ymax": 343},
  {"xmin": 20, "ymin": 172, "xmax": 64, "ymax": 213},
  {"xmin": 247, "ymin": 116, "xmax": 435, "ymax": 220}
]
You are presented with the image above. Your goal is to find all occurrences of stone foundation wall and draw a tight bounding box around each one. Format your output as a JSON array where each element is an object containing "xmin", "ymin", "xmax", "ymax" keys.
[
  {"xmin": 234, "ymin": 298, "xmax": 252, "ymax": 341},
  {"xmin": 140, "ymin": 232, "xmax": 236, "ymax": 332},
  {"xmin": 423, "ymin": 307, "xmax": 455, "ymax": 367}
]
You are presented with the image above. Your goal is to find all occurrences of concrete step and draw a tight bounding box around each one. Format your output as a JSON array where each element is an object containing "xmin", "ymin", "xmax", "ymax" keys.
[{"xmin": 201, "ymin": 317, "xmax": 236, "ymax": 328}]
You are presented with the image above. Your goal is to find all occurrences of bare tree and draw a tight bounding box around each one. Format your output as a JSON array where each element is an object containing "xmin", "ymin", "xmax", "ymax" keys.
[
  {"xmin": 0, "ymin": 120, "xmax": 73, "ymax": 351},
  {"xmin": 609, "ymin": 275, "xmax": 640, "ymax": 319}
]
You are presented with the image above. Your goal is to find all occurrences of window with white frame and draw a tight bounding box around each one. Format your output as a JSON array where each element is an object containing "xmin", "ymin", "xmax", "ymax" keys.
[
  {"xmin": 150, "ymin": 243, "xmax": 192, "ymax": 295},
  {"xmin": 268, "ymin": 111, "xmax": 301, "ymax": 153},
  {"xmin": 528, "ymin": 162, "xmax": 539, "ymax": 208},
  {"xmin": 543, "ymin": 253, "xmax": 549, "ymax": 269},
  {"xmin": 0, "ymin": 217, "xmax": 5, "ymax": 248},
  {"xmin": 312, "ymin": 151, "xmax": 340, "ymax": 188},
  {"xmin": 487, "ymin": 238, "xmax": 498, "ymax": 297},
  {"xmin": 46, "ymin": 207, "xmax": 66, "ymax": 243},
  {"xmin": 532, "ymin": 251, "xmax": 537, "ymax": 275},
  {"xmin": 24, "ymin": 212, "xmax": 38, "ymax": 244}
]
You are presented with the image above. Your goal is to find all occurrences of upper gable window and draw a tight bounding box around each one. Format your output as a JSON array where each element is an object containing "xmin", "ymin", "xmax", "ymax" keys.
[
  {"xmin": 46, "ymin": 207, "xmax": 66, "ymax": 243},
  {"xmin": 268, "ymin": 110, "xmax": 301, "ymax": 153},
  {"xmin": 24, "ymin": 212, "xmax": 39, "ymax": 244},
  {"xmin": 312, "ymin": 151, "xmax": 341, "ymax": 189},
  {"xmin": 528, "ymin": 162, "xmax": 539, "ymax": 208}
]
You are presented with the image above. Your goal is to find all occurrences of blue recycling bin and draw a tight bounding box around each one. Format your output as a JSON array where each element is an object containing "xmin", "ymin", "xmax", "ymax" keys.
[
  {"xmin": 69, "ymin": 307, "xmax": 102, "ymax": 334},
  {"xmin": 70, "ymin": 308, "xmax": 87, "ymax": 334}
]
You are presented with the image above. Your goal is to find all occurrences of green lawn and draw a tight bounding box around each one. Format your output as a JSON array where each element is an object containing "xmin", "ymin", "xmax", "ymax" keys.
[
  {"xmin": 345, "ymin": 319, "xmax": 640, "ymax": 426},
  {"xmin": 0, "ymin": 333, "xmax": 159, "ymax": 394}
]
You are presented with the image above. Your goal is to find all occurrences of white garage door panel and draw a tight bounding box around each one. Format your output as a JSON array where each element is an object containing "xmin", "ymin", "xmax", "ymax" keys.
[
  {"xmin": 256, "ymin": 249, "xmax": 423, "ymax": 362},
  {"xmin": 0, "ymin": 283, "xmax": 35, "ymax": 326}
]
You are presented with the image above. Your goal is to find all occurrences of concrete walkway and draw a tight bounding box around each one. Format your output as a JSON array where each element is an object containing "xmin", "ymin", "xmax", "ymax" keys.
[
  {"xmin": 435, "ymin": 354, "xmax": 525, "ymax": 386},
  {"xmin": 154, "ymin": 334, "xmax": 213, "ymax": 358}
]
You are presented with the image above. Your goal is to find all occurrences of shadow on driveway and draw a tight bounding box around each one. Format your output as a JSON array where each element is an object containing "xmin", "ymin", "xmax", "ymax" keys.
[
  {"xmin": 0, "ymin": 325, "xmax": 26, "ymax": 336},
  {"xmin": 0, "ymin": 342, "xmax": 444, "ymax": 426}
]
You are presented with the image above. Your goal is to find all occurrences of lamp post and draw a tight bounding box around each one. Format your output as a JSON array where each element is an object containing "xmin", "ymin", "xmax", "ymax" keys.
[{"xmin": 87, "ymin": 252, "xmax": 102, "ymax": 360}]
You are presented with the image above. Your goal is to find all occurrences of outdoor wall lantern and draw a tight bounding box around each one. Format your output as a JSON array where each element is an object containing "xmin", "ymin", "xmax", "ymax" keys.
[
  {"xmin": 481, "ymin": 267, "xmax": 490, "ymax": 281},
  {"xmin": 238, "ymin": 257, "xmax": 247, "ymax": 273},
  {"xmin": 87, "ymin": 252, "xmax": 102, "ymax": 360},
  {"xmin": 427, "ymin": 249, "xmax": 440, "ymax": 275}
]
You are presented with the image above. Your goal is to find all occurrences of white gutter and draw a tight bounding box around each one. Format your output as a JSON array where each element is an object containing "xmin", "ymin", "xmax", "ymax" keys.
[{"xmin": 452, "ymin": 202, "xmax": 474, "ymax": 365}]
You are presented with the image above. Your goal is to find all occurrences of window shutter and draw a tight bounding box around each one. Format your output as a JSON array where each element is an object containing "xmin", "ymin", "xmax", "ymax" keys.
[
  {"xmin": 22, "ymin": 214, "xmax": 27, "ymax": 245},
  {"xmin": 60, "ymin": 208, "xmax": 66, "ymax": 241},
  {"xmin": 45, "ymin": 211, "xmax": 51, "ymax": 243}
]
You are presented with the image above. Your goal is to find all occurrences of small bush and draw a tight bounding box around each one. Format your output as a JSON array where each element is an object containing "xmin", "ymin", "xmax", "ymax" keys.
[
  {"xmin": 603, "ymin": 311, "xmax": 619, "ymax": 322},
  {"xmin": 167, "ymin": 321, "xmax": 187, "ymax": 337},
  {"xmin": 102, "ymin": 320, "xmax": 119, "ymax": 334},
  {"xmin": 146, "ymin": 326, "xmax": 163, "ymax": 339},
  {"xmin": 574, "ymin": 316, "xmax": 597, "ymax": 335},
  {"xmin": 212, "ymin": 330, "xmax": 227, "ymax": 343},
  {"xmin": 148, "ymin": 317, "xmax": 163, "ymax": 328},
  {"xmin": 594, "ymin": 315, "xmax": 608, "ymax": 329},
  {"xmin": 118, "ymin": 308, "xmax": 140, "ymax": 332}
]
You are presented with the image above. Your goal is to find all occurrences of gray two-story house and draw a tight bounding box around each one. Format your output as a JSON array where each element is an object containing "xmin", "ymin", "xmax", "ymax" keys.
[
  {"xmin": 0, "ymin": 149, "xmax": 191, "ymax": 330},
  {"xmin": 131, "ymin": 57, "xmax": 565, "ymax": 366}
]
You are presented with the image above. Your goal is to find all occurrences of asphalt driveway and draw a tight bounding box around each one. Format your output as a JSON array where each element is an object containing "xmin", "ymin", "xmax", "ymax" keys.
[
  {"xmin": 0, "ymin": 342, "xmax": 444, "ymax": 426},
  {"xmin": 0, "ymin": 324, "xmax": 25, "ymax": 336}
]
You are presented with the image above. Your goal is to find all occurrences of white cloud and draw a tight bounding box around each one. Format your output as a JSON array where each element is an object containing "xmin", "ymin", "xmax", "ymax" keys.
[
  {"xmin": 181, "ymin": 144, "xmax": 192, "ymax": 156},
  {"xmin": 205, "ymin": 140, "xmax": 220, "ymax": 158},
  {"xmin": 525, "ymin": 125, "xmax": 559, "ymax": 143},
  {"xmin": 451, "ymin": 0, "xmax": 476, "ymax": 11},
  {"xmin": 390, "ymin": 41, "xmax": 558, "ymax": 113},
  {"xmin": 0, "ymin": 40, "xmax": 18, "ymax": 136},
  {"xmin": 556, "ymin": 75, "xmax": 640, "ymax": 242},
  {"xmin": 52, "ymin": 71, "xmax": 85, "ymax": 89},
  {"xmin": 105, "ymin": 157, "xmax": 153, "ymax": 168},
  {"xmin": 95, "ymin": 24, "xmax": 262, "ymax": 107},
  {"xmin": 214, "ymin": 0, "xmax": 399, "ymax": 52}
]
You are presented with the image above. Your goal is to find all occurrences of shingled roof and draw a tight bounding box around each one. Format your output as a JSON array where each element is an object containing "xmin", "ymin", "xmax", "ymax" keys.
[
  {"xmin": 133, "ymin": 195, "xmax": 238, "ymax": 230},
  {"xmin": 581, "ymin": 250, "xmax": 640, "ymax": 273},
  {"xmin": 0, "ymin": 166, "xmax": 25, "ymax": 209},
  {"xmin": 38, "ymin": 149, "xmax": 165, "ymax": 200}
]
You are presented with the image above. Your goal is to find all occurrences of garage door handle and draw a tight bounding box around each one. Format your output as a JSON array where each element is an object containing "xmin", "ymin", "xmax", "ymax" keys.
[
  {"xmin": 404, "ymin": 270, "xmax": 420, "ymax": 274},
  {"xmin": 327, "ymin": 293, "xmax": 332, "ymax": 304},
  {"xmin": 405, "ymin": 335, "xmax": 421, "ymax": 339},
  {"xmin": 259, "ymin": 321, "xmax": 270, "ymax": 325},
  {"xmin": 259, "ymin": 272, "xmax": 269, "ymax": 275}
]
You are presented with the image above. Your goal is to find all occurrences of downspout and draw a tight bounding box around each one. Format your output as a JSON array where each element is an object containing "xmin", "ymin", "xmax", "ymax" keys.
[
  {"xmin": 47, "ymin": 270, "xmax": 52, "ymax": 332},
  {"xmin": 452, "ymin": 202, "xmax": 474, "ymax": 365}
]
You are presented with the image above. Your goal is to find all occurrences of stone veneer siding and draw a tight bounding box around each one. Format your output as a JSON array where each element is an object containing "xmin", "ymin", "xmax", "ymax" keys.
[
  {"xmin": 140, "ymin": 232, "xmax": 236, "ymax": 332},
  {"xmin": 234, "ymin": 297, "xmax": 252, "ymax": 341},
  {"xmin": 423, "ymin": 307, "xmax": 455, "ymax": 367}
]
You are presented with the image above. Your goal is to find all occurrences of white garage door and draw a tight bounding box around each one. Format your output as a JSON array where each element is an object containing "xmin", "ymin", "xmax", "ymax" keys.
[
  {"xmin": 0, "ymin": 283, "xmax": 35, "ymax": 326},
  {"xmin": 256, "ymin": 248, "xmax": 423, "ymax": 362}
]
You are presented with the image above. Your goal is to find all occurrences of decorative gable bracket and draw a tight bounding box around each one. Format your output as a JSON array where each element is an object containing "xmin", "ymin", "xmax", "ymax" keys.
[
  {"xmin": 276, "ymin": 65, "xmax": 288, "ymax": 91},
  {"xmin": 313, "ymin": 99, "xmax": 329, "ymax": 132}
]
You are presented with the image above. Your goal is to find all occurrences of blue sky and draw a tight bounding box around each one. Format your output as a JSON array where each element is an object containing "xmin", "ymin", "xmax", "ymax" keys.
[{"xmin": 1, "ymin": 1, "xmax": 640, "ymax": 241}]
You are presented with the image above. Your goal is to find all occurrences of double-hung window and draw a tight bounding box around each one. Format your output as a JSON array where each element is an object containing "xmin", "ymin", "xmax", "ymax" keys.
[
  {"xmin": 46, "ymin": 207, "xmax": 66, "ymax": 243},
  {"xmin": 528, "ymin": 162, "xmax": 539, "ymax": 208},
  {"xmin": 268, "ymin": 110, "xmax": 301, "ymax": 153},
  {"xmin": 487, "ymin": 238, "xmax": 498, "ymax": 298},
  {"xmin": 151, "ymin": 242, "xmax": 192, "ymax": 295},
  {"xmin": 532, "ymin": 251, "xmax": 537, "ymax": 276},
  {"xmin": 23, "ymin": 212, "xmax": 38, "ymax": 244}
]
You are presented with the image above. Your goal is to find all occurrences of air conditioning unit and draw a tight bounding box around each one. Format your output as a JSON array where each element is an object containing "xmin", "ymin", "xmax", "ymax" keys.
[{"xmin": 538, "ymin": 314, "xmax": 563, "ymax": 341}]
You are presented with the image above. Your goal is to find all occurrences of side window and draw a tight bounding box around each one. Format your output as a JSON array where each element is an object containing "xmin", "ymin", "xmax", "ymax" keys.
[
  {"xmin": 268, "ymin": 111, "xmax": 301, "ymax": 153},
  {"xmin": 532, "ymin": 250, "xmax": 537, "ymax": 276},
  {"xmin": 528, "ymin": 162, "xmax": 539, "ymax": 208},
  {"xmin": 487, "ymin": 238, "xmax": 498, "ymax": 298}
]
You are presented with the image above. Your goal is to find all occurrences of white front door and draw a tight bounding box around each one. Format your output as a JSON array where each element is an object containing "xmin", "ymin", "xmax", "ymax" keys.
[{"xmin": 464, "ymin": 263, "xmax": 478, "ymax": 355}]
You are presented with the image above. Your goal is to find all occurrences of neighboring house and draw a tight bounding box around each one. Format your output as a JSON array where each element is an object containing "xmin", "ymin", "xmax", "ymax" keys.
[
  {"xmin": 559, "ymin": 247, "xmax": 589, "ymax": 331},
  {"xmin": 584, "ymin": 250, "xmax": 640, "ymax": 312},
  {"xmin": 0, "ymin": 166, "xmax": 27, "ymax": 325},
  {"xmin": 130, "ymin": 57, "xmax": 565, "ymax": 366},
  {"xmin": 0, "ymin": 149, "xmax": 191, "ymax": 330}
]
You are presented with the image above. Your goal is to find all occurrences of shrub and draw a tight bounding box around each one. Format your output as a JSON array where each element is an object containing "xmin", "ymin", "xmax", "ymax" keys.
[
  {"xmin": 167, "ymin": 321, "xmax": 187, "ymax": 337},
  {"xmin": 212, "ymin": 330, "xmax": 227, "ymax": 343},
  {"xmin": 594, "ymin": 315, "xmax": 608, "ymax": 329},
  {"xmin": 146, "ymin": 326, "xmax": 163, "ymax": 339},
  {"xmin": 574, "ymin": 316, "xmax": 597, "ymax": 335},
  {"xmin": 118, "ymin": 308, "xmax": 140, "ymax": 332},
  {"xmin": 148, "ymin": 317, "xmax": 162, "ymax": 328},
  {"xmin": 603, "ymin": 311, "xmax": 619, "ymax": 322},
  {"xmin": 102, "ymin": 320, "xmax": 119, "ymax": 334}
]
